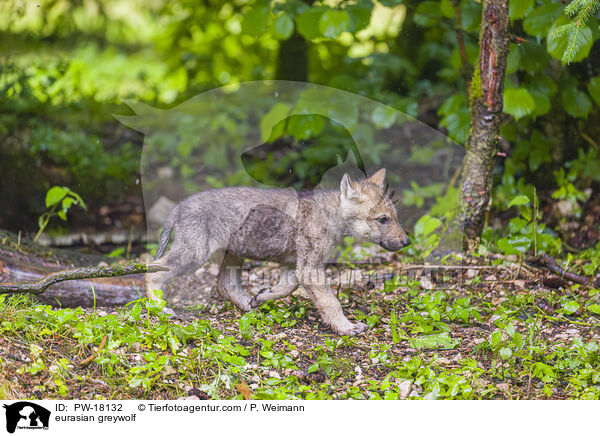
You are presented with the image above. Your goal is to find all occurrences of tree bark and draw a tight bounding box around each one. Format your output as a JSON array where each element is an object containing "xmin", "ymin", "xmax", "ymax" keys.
[{"xmin": 457, "ymin": 0, "xmax": 510, "ymax": 251}]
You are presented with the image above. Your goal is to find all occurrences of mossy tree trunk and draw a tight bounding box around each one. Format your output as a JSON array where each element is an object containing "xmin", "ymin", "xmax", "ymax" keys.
[{"xmin": 457, "ymin": 0, "xmax": 510, "ymax": 251}]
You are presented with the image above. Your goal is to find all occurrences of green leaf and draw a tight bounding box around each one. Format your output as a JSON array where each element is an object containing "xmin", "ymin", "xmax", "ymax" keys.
[
  {"xmin": 414, "ymin": 215, "xmax": 442, "ymax": 238},
  {"xmin": 586, "ymin": 75, "xmax": 600, "ymax": 107},
  {"xmin": 410, "ymin": 332, "xmax": 459, "ymax": 350},
  {"xmin": 588, "ymin": 304, "xmax": 600, "ymax": 315},
  {"xmin": 519, "ymin": 41, "xmax": 549, "ymax": 73},
  {"xmin": 547, "ymin": 16, "xmax": 593, "ymax": 64},
  {"xmin": 57, "ymin": 210, "xmax": 67, "ymax": 221},
  {"xmin": 371, "ymin": 106, "xmax": 397, "ymax": 129},
  {"xmin": 561, "ymin": 84, "xmax": 592, "ymax": 119},
  {"xmin": 45, "ymin": 186, "xmax": 68, "ymax": 208},
  {"xmin": 242, "ymin": 1, "xmax": 271, "ymax": 37},
  {"xmin": 296, "ymin": 8, "xmax": 325, "ymax": 39},
  {"xmin": 562, "ymin": 300, "xmax": 580, "ymax": 315},
  {"xmin": 504, "ymin": 323, "xmax": 516, "ymax": 337},
  {"xmin": 508, "ymin": 217, "xmax": 528, "ymax": 234},
  {"xmin": 523, "ymin": 4, "xmax": 563, "ymax": 38},
  {"xmin": 497, "ymin": 236, "xmax": 531, "ymax": 254},
  {"xmin": 260, "ymin": 103, "xmax": 290, "ymax": 142},
  {"xmin": 379, "ymin": 0, "xmax": 402, "ymax": 6},
  {"xmin": 509, "ymin": 0, "xmax": 534, "ymax": 21},
  {"xmin": 287, "ymin": 114, "xmax": 325, "ymax": 140},
  {"xmin": 414, "ymin": 1, "xmax": 442, "ymax": 26},
  {"xmin": 318, "ymin": 10, "xmax": 350, "ymax": 39},
  {"xmin": 440, "ymin": 0, "xmax": 455, "ymax": 18},
  {"xmin": 272, "ymin": 14, "xmax": 294, "ymax": 40},
  {"xmin": 508, "ymin": 195, "xmax": 530, "ymax": 208},
  {"xmin": 491, "ymin": 330, "xmax": 502, "ymax": 347},
  {"xmin": 439, "ymin": 110, "xmax": 470, "ymax": 144},
  {"xmin": 499, "ymin": 347, "xmax": 513, "ymax": 361},
  {"xmin": 346, "ymin": 3, "xmax": 372, "ymax": 33},
  {"xmin": 61, "ymin": 196, "xmax": 75, "ymax": 211},
  {"xmin": 503, "ymin": 88, "xmax": 535, "ymax": 120},
  {"xmin": 460, "ymin": 0, "xmax": 482, "ymax": 32},
  {"xmin": 512, "ymin": 332, "xmax": 524, "ymax": 348},
  {"xmin": 506, "ymin": 44, "xmax": 521, "ymax": 74}
]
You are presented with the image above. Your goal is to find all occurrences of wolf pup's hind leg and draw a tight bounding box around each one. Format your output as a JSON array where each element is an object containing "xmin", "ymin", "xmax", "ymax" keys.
[{"xmin": 216, "ymin": 253, "xmax": 252, "ymax": 311}]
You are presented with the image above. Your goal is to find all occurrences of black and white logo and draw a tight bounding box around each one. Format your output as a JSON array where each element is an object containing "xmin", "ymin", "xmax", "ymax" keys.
[{"xmin": 2, "ymin": 402, "xmax": 50, "ymax": 434}]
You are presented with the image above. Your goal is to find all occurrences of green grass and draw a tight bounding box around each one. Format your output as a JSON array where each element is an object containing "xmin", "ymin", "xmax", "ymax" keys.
[{"xmin": 1, "ymin": 275, "xmax": 599, "ymax": 400}]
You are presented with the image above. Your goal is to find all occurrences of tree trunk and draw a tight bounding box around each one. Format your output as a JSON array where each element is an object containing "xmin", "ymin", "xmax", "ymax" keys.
[
  {"xmin": 275, "ymin": 1, "xmax": 313, "ymax": 82},
  {"xmin": 457, "ymin": 0, "xmax": 510, "ymax": 251},
  {"xmin": 276, "ymin": 31, "xmax": 308, "ymax": 82}
]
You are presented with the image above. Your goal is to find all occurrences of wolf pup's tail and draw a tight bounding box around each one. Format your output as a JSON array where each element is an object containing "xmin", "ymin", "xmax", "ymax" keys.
[{"xmin": 154, "ymin": 206, "xmax": 177, "ymax": 260}]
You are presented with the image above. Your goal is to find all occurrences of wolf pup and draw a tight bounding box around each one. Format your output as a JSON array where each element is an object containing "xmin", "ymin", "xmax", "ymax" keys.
[{"xmin": 147, "ymin": 168, "xmax": 410, "ymax": 336}]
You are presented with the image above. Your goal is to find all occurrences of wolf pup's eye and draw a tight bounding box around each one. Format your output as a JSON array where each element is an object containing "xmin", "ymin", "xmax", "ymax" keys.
[{"xmin": 376, "ymin": 216, "xmax": 390, "ymax": 225}]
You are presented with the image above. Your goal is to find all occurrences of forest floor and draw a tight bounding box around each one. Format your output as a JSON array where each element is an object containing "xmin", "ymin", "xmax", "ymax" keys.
[{"xmin": 1, "ymin": 254, "xmax": 599, "ymax": 400}]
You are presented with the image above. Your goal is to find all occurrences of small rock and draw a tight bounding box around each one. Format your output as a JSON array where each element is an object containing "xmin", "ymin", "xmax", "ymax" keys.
[
  {"xmin": 420, "ymin": 276, "xmax": 434, "ymax": 290},
  {"xmin": 433, "ymin": 357, "xmax": 451, "ymax": 366},
  {"xmin": 163, "ymin": 365, "xmax": 177, "ymax": 376},
  {"xmin": 290, "ymin": 350, "xmax": 299, "ymax": 358},
  {"xmin": 496, "ymin": 383, "xmax": 510, "ymax": 393},
  {"xmin": 466, "ymin": 269, "xmax": 478, "ymax": 279},
  {"xmin": 148, "ymin": 195, "xmax": 176, "ymax": 226},
  {"xmin": 489, "ymin": 315, "xmax": 501, "ymax": 325},
  {"xmin": 139, "ymin": 253, "xmax": 153, "ymax": 264},
  {"xmin": 397, "ymin": 380, "xmax": 412, "ymax": 399},
  {"xmin": 130, "ymin": 342, "xmax": 141, "ymax": 352},
  {"xmin": 268, "ymin": 371, "xmax": 281, "ymax": 379},
  {"xmin": 354, "ymin": 366, "xmax": 363, "ymax": 385}
]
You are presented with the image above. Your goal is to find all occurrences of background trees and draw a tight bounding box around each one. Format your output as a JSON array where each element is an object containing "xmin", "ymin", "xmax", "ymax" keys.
[{"xmin": 1, "ymin": 0, "xmax": 599, "ymax": 257}]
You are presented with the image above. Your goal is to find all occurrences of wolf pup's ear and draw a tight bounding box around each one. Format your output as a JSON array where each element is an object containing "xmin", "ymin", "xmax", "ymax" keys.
[
  {"xmin": 341, "ymin": 173, "xmax": 360, "ymax": 199},
  {"xmin": 368, "ymin": 168, "xmax": 386, "ymax": 187}
]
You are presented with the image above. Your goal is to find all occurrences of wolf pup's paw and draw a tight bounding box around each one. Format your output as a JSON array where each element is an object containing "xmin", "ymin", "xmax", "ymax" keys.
[
  {"xmin": 337, "ymin": 321, "xmax": 369, "ymax": 336},
  {"xmin": 249, "ymin": 288, "xmax": 269, "ymax": 309}
]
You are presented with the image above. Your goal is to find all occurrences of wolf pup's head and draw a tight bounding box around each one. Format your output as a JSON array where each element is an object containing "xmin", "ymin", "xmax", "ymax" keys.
[{"xmin": 340, "ymin": 169, "xmax": 411, "ymax": 251}]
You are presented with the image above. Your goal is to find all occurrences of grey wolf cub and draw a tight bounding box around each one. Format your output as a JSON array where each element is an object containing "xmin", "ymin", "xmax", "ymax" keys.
[{"xmin": 147, "ymin": 168, "xmax": 410, "ymax": 336}]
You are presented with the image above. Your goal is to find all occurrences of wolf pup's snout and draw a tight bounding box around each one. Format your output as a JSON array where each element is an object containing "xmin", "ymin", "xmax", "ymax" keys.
[{"xmin": 380, "ymin": 234, "xmax": 411, "ymax": 251}]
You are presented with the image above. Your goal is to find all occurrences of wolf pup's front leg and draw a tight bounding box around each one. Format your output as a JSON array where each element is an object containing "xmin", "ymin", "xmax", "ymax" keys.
[{"xmin": 296, "ymin": 259, "xmax": 368, "ymax": 336}]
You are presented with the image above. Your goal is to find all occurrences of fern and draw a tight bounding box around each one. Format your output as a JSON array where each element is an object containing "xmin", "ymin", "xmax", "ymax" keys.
[{"xmin": 551, "ymin": 0, "xmax": 600, "ymax": 64}]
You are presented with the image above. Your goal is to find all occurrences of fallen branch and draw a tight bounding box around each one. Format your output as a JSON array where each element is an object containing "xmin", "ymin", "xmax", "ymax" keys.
[
  {"xmin": 0, "ymin": 263, "xmax": 167, "ymax": 295},
  {"xmin": 527, "ymin": 254, "xmax": 599, "ymax": 288}
]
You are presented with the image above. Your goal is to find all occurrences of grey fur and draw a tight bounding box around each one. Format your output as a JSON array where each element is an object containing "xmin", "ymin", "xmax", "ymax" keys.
[{"xmin": 147, "ymin": 168, "xmax": 410, "ymax": 336}]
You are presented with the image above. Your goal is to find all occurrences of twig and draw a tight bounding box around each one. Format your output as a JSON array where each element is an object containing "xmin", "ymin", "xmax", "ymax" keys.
[
  {"xmin": 581, "ymin": 132, "xmax": 599, "ymax": 149},
  {"xmin": 80, "ymin": 335, "xmax": 108, "ymax": 366},
  {"xmin": 0, "ymin": 263, "xmax": 168, "ymax": 295}
]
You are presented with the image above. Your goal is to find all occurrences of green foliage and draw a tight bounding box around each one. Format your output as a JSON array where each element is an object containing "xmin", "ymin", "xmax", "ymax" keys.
[
  {"xmin": 549, "ymin": 0, "xmax": 600, "ymax": 64},
  {"xmin": 34, "ymin": 186, "xmax": 86, "ymax": 242}
]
